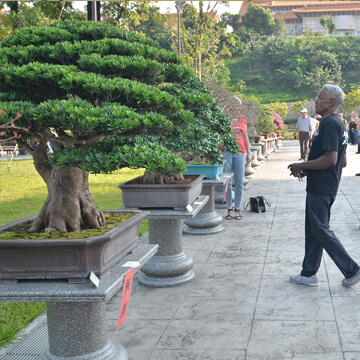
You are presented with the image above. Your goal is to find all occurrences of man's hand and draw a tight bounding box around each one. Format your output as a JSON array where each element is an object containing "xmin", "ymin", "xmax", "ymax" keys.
[{"xmin": 288, "ymin": 162, "xmax": 307, "ymax": 178}]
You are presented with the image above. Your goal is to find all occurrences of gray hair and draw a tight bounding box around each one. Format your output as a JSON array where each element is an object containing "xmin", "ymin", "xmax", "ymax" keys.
[{"xmin": 321, "ymin": 84, "xmax": 344, "ymax": 109}]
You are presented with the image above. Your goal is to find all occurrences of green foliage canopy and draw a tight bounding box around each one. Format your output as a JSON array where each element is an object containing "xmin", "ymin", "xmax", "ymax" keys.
[
  {"xmin": 320, "ymin": 15, "xmax": 337, "ymax": 36},
  {"xmin": 241, "ymin": 3, "xmax": 277, "ymax": 37},
  {"xmin": 0, "ymin": 20, "xmax": 237, "ymax": 178}
]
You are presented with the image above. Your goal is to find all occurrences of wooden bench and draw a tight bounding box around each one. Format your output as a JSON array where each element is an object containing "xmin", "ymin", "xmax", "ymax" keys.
[{"xmin": 0, "ymin": 145, "xmax": 18, "ymax": 156}]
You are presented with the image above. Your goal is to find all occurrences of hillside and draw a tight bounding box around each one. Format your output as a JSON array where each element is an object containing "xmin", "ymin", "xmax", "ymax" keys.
[{"xmin": 224, "ymin": 35, "xmax": 360, "ymax": 104}]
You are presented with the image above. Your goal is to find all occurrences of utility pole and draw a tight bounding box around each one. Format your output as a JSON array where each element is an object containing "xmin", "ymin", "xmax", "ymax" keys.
[
  {"xmin": 175, "ymin": 1, "xmax": 189, "ymax": 57},
  {"xmin": 87, "ymin": 1, "xmax": 100, "ymax": 21}
]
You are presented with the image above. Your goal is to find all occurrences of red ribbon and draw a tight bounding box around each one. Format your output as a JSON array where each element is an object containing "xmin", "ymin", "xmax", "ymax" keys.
[{"xmin": 223, "ymin": 177, "xmax": 231, "ymax": 203}]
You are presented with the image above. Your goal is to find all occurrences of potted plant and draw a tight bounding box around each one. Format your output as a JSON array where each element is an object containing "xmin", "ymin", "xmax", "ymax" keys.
[
  {"xmin": 255, "ymin": 105, "xmax": 274, "ymax": 137},
  {"xmin": 0, "ymin": 20, "xmax": 237, "ymax": 280},
  {"xmin": 272, "ymin": 111, "xmax": 286, "ymax": 136}
]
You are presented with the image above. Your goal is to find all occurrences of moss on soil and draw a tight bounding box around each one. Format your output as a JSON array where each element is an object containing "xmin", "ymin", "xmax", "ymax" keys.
[{"xmin": 0, "ymin": 213, "xmax": 135, "ymax": 240}]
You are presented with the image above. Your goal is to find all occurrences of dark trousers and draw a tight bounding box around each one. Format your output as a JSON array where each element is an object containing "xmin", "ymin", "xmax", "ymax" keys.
[
  {"xmin": 301, "ymin": 192, "xmax": 359, "ymax": 278},
  {"xmin": 349, "ymin": 131, "xmax": 355, "ymax": 144},
  {"xmin": 299, "ymin": 131, "xmax": 310, "ymax": 160}
]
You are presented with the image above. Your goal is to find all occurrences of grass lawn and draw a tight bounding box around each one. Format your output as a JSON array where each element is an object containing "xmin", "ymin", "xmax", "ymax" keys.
[{"xmin": 0, "ymin": 158, "xmax": 146, "ymax": 348}]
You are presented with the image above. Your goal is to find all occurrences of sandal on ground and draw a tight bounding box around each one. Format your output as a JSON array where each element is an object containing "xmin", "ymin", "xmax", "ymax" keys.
[
  {"xmin": 225, "ymin": 207, "xmax": 233, "ymax": 220},
  {"xmin": 234, "ymin": 208, "xmax": 243, "ymax": 220}
]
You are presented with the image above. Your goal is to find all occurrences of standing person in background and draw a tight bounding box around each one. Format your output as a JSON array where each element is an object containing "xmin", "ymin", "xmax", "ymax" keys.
[
  {"xmin": 351, "ymin": 111, "xmax": 360, "ymax": 146},
  {"xmin": 288, "ymin": 84, "xmax": 360, "ymax": 287},
  {"xmin": 339, "ymin": 113, "xmax": 349, "ymax": 143},
  {"xmin": 309, "ymin": 114, "xmax": 320, "ymax": 149},
  {"xmin": 222, "ymin": 97, "xmax": 251, "ymax": 221},
  {"xmin": 294, "ymin": 108, "xmax": 312, "ymax": 161},
  {"xmin": 348, "ymin": 115, "xmax": 357, "ymax": 145},
  {"xmin": 354, "ymin": 112, "xmax": 360, "ymax": 154}
]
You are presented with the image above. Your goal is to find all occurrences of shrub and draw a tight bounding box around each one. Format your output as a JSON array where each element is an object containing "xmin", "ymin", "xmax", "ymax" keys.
[{"xmin": 0, "ymin": 20, "xmax": 237, "ymax": 233}]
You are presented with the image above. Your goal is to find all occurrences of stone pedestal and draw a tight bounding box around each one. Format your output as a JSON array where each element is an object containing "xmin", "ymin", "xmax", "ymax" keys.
[
  {"xmin": 42, "ymin": 302, "xmax": 126, "ymax": 360},
  {"xmin": 260, "ymin": 141, "xmax": 268, "ymax": 160},
  {"xmin": 0, "ymin": 245, "xmax": 158, "ymax": 360},
  {"xmin": 245, "ymin": 162, "xmax": 256, "ymax": 179},
  {"xmin": 250, "ymin": 147, "xmax": 261, "ymax": 169},
  {"xmin": 265, "ymin": 139, "xmax": 273, "ymax": 157},
  {"xmin": 135, "ymin": 196, "xmax": 209, "ymax": 287},
  {"xmin": 252, "ymin": 144, "xmax": 265, "ymax": 163},
  {"xmin": 271, "ymin": 138, "xmax": 277, "ymax": 152},
  {"xmin": 214, "ymin": 182, "xmax": 234, "ymax": 209},
  {"xmin": 183, "ymin": 173, "xmax": 234, "ymax": 235},
  {"xmin": 243, "ymin": 176, "xmax": 249, "ymax": 190}
]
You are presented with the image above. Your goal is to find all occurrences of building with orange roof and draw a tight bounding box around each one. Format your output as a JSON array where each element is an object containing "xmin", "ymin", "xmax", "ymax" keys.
[{"xmin": 239, "ymin": 1, "xmax": 360, "ymax": 37}]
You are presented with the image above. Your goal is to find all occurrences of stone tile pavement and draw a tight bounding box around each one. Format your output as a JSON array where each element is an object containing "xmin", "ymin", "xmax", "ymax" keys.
[{"xmin": 2, "ymin": 140, "xmax": 360, "ymax": 360}]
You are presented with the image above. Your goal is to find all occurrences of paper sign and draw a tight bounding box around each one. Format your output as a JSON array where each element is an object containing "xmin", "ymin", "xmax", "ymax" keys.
[
  {"xmin": 186, "ymin": 204, "xmax": 193, "ymax": 212},
  {"xmin": 116, "ymin": 267, "xmax": 134, "ymax": 331},
  {"xmin": 223, "ymin": 177, "xmax": 231, "ymax": 203},
  {"xmin": 89, "ymin": 271, "xmax": 100, "ymax": 288},
  {"xmin": 121, "ymin": 261, "xmax": 141, "ymax": 268}
]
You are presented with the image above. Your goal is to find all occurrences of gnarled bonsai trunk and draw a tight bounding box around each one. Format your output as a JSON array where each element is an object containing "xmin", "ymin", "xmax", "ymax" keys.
[
  {"xmin": 29, "ymin": 144, "xmax": 105, "ymax": 233},
  {"xmin": 141, "ymin": 170, "xmax": 184, "ymax": 184}
]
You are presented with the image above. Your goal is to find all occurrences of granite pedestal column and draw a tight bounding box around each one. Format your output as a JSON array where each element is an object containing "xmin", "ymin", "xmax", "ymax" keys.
[
  {"xmin": 183, "ymin": 173, "xmax": 233, "ymax": 235},
  {"xmin": 137, "ymin": 196, "xmax": 208, "ymax": 287},
  {"xmin": 0, "ymin": 245, "xmax": 158, "ymax": 360}
]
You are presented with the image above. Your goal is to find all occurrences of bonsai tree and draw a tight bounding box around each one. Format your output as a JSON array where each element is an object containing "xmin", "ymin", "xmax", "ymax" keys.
[
  {"xmin": 0, "ymin": 20, "xmax": 237, "ymax": 233},
  {"xmin": 255, "ymin": 105, "xmax": 274, "ymax": 135}
]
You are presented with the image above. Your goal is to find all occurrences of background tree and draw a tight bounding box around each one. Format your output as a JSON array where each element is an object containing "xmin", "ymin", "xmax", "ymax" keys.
[
  {"xmin": 219, "ymin": 12, "xmax": 241, "ymax": 32},
  {"xmin": 320, "ymin": 15, "xmax": 337, "ymax": 36},
  {"xmin": 101, "ymin": 1, "xmax": 151, "ymax": 30},
  {"xmin": 241, "ymin": 3, "xmax": 277, "ymax": 37},
  {"xmin": 129, "ymin": 4, "xmax": 172, "ymax": 51},
  {"xmin": 33, "ymin": 1, "xmax": 86, "ymax": 21},
  {"xmin": 274, "ymin": 18, "xmax": 287, "ymax": 38},
  {"xmin": 0, "ymin": 1, "xmax": 86, "ymax": 40},
  {"xmin": 270, "ymin": 101, "xmax": 288, "ymax": 120},
  {"xmin": 342, "ymin": 88, "xmax": 360, "ymax": 116},
  {"xmin": 170, "ymin": 1, "xmax": 234, "ymax": 82},
  {"xmin": 0, "ymin": 20, "xmax": 237, "ymax": 233}
]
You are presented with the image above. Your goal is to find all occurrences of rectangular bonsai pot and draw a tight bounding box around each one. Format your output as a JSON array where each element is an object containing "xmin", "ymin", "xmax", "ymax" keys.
[
  {"xmin": 183, "ymin": 164, "xmax": 223, "ymax": 180},
  {"xmin": 119, "ymin": 174, "xmax": 204, "ymax": 210},
  {"xmin": 0, "ymin": 210, "xmax": 148, "ymax": 284}
]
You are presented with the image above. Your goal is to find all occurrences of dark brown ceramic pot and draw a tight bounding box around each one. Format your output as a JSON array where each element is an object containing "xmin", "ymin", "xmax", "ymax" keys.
[{"xmin": 0, "ymin": 210, "xmax": 148, "ymax": 284}]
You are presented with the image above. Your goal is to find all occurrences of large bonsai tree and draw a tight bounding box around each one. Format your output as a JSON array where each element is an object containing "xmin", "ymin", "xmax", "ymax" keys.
[{"xmin": 0, "ymin": 20, "xmax": 236, "ymax": 233}]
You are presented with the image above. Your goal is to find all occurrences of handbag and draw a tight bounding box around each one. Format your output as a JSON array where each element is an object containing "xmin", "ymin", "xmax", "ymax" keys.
[{"xmin": 244, "ymin": 196, "xmax": 271, "ymax": 213}]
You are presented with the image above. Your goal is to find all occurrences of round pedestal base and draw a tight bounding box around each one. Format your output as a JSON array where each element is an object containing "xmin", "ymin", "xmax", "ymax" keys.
[
  {"xmin": 40, "ymin": 341, "xmax": 128, "ymax": 360},
  {"xmin": 139, "ymin": 270, "xmax": 195, "ymax": 287},
  {"xmin": 183, "ymin": 211, "xmax": 223, "ymax": 235},
  {"xmin": 139, "ymin": 252, "xmax": 194, "ymax": 287}
]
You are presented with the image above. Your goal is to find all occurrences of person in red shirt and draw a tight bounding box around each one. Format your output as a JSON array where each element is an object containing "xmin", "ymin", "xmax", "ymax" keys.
[{"xmin": 222, "ymin": 97, "xmax": 251, "ymax": 220}]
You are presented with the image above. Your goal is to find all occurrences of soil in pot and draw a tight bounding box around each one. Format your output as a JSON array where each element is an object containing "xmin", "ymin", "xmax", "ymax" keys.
[
  {"xmin": 127, "ymin": 175, "xmax": 198, "ymax": 185},
  {"xmin": 0, "ymin": 213, "xmax": 136, "ymax": 240}
]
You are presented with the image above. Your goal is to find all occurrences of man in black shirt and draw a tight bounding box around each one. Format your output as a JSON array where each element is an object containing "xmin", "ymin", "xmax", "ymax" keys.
[{"xmin": 288, "ymin": 84, "xmax": 360, "ymax": 287}]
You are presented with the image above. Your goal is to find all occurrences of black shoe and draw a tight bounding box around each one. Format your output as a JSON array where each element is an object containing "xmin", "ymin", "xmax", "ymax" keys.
[
  {"xmin": 356, "ymin": 173, "xmax": 360, "ymax": 176},
  {"xmin": 356, "ymin": 152, "xmax": 360, "ymax": 154}
]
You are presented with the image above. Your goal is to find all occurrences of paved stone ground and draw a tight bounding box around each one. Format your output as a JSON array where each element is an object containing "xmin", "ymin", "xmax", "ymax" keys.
[
  {"xmin": 2, "ymin": 140, "xmax": 360, "ymax": 360},
  {"xmin": 109, "ymin": 140, "xmax": 360, "ymax": 360}
]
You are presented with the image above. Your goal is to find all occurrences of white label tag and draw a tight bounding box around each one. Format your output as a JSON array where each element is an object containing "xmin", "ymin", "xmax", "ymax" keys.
[
  {"xmin": 216, "ymin": 176, "xmax": 220, "ymax": 181},
  {"xmin": 89, "ymin": 271, "xmax": 100, "ymax": 288},
  {"xmin": 186, "ymin": 204, "xmax": 193, "ymax": 212},
  {"xmin": 121, "ymin": 261, "xmax": 141, "ymax": 268}
]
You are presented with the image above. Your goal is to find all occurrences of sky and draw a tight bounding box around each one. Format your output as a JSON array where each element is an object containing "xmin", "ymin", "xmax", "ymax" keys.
[{"xmin": 73, "ymin": 1, "xmax": 243, "ymax": 15}]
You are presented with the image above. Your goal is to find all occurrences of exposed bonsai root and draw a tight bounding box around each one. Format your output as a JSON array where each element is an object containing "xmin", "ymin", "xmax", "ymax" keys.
[
  {"xmin": 141, "ymin": 170, "xmax": 185, "ymax": 184},
  {"xmin": 28, "ymin": 163, "xmax": 106, "ymax": 233}
]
